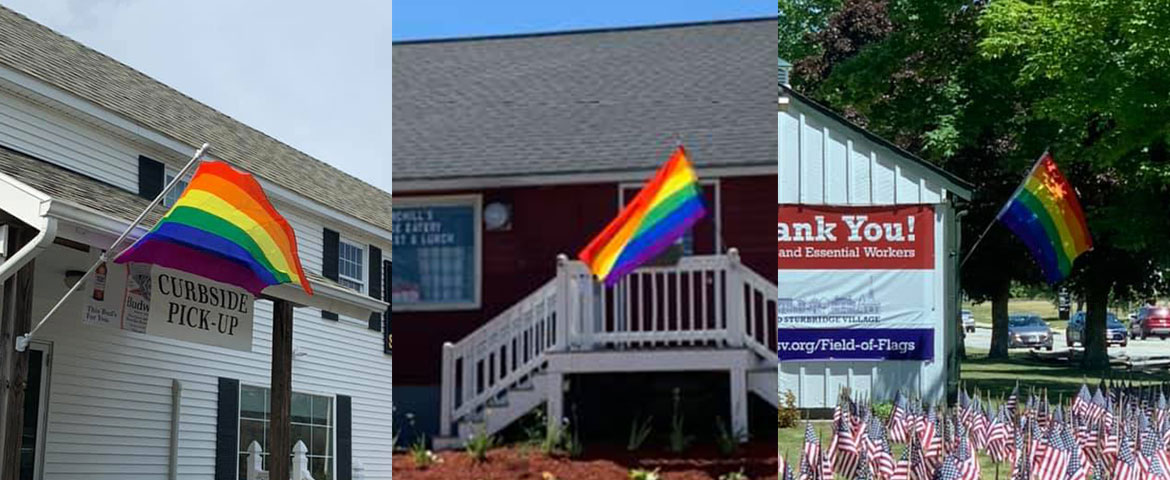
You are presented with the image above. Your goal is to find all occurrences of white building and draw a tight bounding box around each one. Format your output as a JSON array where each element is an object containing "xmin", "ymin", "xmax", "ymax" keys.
[
  {"xmin": 0, "ymin": 7, "xmax": 392, "ymax": 480},
  {"xmin": 778, "ymin": 79, "xmax": 972, "ymax": 409}
]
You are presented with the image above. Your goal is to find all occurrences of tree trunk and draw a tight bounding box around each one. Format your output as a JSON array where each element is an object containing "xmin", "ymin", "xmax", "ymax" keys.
[
  {"xmin": 1082, "ymin": 276, "xmax": 1112, "ymax": 370},
  {"xmin": 989, "ymin": 277, "xmax": 1012, "ymax": 359}
]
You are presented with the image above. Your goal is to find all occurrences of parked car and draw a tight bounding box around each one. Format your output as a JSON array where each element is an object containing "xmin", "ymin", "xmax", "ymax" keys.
[
  {"xmin": 1065, "ymin": 311, "xmax": 1127, "ymax": 347},
  {"xmin": 1131, "ymin": 306, "xmax": 1170, "ymax": 340},
  {"xmin": 961, "ymin": 310, "xmax": 975, "ymax": 333},
  {"xmin": 1008, "ymin": 314, "xmax": 1054, "ymax": 350}
]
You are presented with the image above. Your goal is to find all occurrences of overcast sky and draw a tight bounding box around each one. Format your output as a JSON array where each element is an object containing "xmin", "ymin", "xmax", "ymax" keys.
[{"xmin": 3, "ymin": 0, "xmax": 392, "ymax": 192}]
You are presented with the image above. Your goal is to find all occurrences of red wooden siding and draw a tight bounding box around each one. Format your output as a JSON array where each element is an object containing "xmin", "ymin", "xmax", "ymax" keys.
[{"xmin": 394, "ymin": 174, "xmax": 774, "ymax": 385}]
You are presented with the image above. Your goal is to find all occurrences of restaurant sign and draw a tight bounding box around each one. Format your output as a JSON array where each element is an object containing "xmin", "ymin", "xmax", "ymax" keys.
[{"xmin": 84, "ymin": 262, "xmax": 255, "ymax": 352}]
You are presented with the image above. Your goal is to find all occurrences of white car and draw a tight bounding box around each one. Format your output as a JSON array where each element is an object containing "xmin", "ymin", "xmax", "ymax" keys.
[{"xmin": 961, "ymin": 309, "xmax": 976, "ymax": 333}]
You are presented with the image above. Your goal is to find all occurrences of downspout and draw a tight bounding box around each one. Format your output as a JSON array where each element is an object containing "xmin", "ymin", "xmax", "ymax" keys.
[{"xmin": 0, "ymin": 215, "xmax": 57, "ymax": 284}]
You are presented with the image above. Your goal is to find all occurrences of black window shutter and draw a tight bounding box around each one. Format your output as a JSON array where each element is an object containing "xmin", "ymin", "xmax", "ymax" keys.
[
  {"xmin": 367, "ymin": 245, "xmax": 382, "ymax": 330},
  {"xmin": 337, "ymin": 395, "xmax": 353, "ymax": 480},
  {"xmin": 384, "ymin": 260, "xmax": 392, "ymax": 353},
  {"xmin": 138, "ymin": 156, "xmax": 165, "ymax": 200},
  {"xmin": 215, "ymin": 378, "xmax": 240, "ymax": 480},
  {"xmin": 322, "ymin": 228, "xmax": 340, "ymax": 320}
]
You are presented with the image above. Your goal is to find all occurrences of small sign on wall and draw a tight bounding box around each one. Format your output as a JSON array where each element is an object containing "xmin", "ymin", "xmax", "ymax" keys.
[
  {"xmin": 83, "ymin": 263, "xmax": 255, "ymax": 352},
  {"xmin": 147, "ymin": 266, "xmax": 254, "ymax": 352}
]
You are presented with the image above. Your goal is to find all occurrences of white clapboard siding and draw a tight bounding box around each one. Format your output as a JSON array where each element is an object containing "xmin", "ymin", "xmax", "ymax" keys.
[
  {"xmin": 31, "ymin": 241, "xmax": 392, "ymax": 480},
  {"xmin": 777, "ymin": 96, "xmax": 954, "ymax": 206},
  {"xmin": 778, "ymin": 91, "xmax": 967, "ymax": 409}
]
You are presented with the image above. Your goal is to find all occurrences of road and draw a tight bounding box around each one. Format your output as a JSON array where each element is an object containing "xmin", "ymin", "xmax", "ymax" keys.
[{"xmin": 963, "ymin": 325, "xmax": 1170, "ymax": 359}]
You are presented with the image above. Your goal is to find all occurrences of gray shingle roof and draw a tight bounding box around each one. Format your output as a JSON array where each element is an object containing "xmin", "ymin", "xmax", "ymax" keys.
[
  {"xmin": 392, "ymin": 18, "xmax": 777, "ymax": 183},
  {"xmin": 0, "ymin": 145, "xmax": 162, "ymax": 225},
  {"xmin": 0, "ymin": 6, "xmax": 392, "ymax": 232}
]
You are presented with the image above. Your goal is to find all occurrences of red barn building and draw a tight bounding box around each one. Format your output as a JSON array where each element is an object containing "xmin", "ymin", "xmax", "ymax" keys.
[{"xmin": 392, "ymin": 18, "xmax": 777, "ymax": 446}]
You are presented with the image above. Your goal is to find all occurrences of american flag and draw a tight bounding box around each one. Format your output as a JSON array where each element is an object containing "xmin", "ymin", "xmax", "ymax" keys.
[
  {"xmin": 890, "ymin": 392, "xmax": 909, "ymax": 444},
  {"xmin": 800, "ymin": 422, "xmax": 821, "ymax": 480},
  {"xmin": 909, "ymin": 437, "xmax": 931, "ymax": 480},
  {"xmin": 933, "ymin": 455, "xmax": 961, "ymax": 480},
  {"xmin": 891, "ymin": 445, "xmax": 909, "ymax": 480},
  {"xmin": 1113, "ymin": 428, "xmax": 1139, "ymax": 480},
  {"xmin": 833, "ymin": 413, "xmax": 860, "ymax": 478},
  {"xmin": 865, "ymin": 415, "xmax": 895, "ymax": 478},
  {"xmin": 954, "ymin": 423, "xmax": 980, "ymax": 480},
  {"xmin": 986, "ymin": 408, "xmax": 1010, "ymax": 462},
  {"xmin": 1006, "ymin": 383, "xmax": 1019, "ymax": 416},
  {"xmin": 1139, "ymin": 422, "xmax": 1170, "ymax": 480},
  {"xmin": 1032, "ymin": 424, "xmax": 1070, "ymax": 480}
]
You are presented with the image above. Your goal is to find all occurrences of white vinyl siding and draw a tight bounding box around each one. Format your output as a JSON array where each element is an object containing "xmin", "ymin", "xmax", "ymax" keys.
[{"xmin": 29, "ymin": 229, "xmax": 392, "ymax": 480}]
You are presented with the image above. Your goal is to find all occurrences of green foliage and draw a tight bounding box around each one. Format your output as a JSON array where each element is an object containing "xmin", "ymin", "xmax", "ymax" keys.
[
  {"xmin": 628, "ymin": 468, "xmax": 662, "ymax": 480},
  {"xmin": 409, "ymin": 435, "xmax": 438, "ymax": 469},
  {"xmin": 778, "ymin": 0, "xmax": 842, "ymax": 61},
  {"xmin": 870, "ymin": 402, "xmax": 894, "ymax": 422},
  {"xmin": 714, "ymin": 416, "xmax": 743, "ymax": 457},
  {"xmin": 777, "ymin": 390, "xmax": 800, "ymax": 428},
  {"xmin": 668, "ymin": 388, "xmax": 694, "ymax": 453},
  {"xmin": 464, "ymin": 424, "xmax": 496, "ymax": 463},
  {"xmin": 719, "ymin": 470, "xmax": 749, "ymax": 480},
  {"xmin": 626, "ymin": 415, "xmax": 653, "ymax": 451}
]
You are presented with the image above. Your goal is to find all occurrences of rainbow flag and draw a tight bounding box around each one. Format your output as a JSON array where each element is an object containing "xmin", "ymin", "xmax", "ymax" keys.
[
  {"xmin": 579, "ymin": 146, "xmax": 706, "ymax": 285},
  {"xmin": 997, "ymin": 152, "xmax": 1092, "ymax": 284},
  {"xmin": 115, "ymin": 161, "xmax": 312, "ymax": 296}
]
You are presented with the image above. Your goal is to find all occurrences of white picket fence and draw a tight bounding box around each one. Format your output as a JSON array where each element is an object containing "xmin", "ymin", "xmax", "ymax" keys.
[{"xmin": 245, "ymin": 441, "xmax": 366, "ymax": 480}]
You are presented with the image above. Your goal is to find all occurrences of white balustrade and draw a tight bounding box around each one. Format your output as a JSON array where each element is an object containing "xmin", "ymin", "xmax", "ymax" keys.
[
  {"xmin": 245, "ymin": 440, "xmax": 317, "ymax": 480},
  {"xmin": 438, "ymin": 250, "xmax": 778, "ymax": 438}
]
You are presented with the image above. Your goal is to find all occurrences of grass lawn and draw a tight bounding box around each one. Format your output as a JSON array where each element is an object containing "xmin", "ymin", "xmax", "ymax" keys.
[{"xmin": 963, "ymin": 298, "xmax": 1067, "ymax": 331}]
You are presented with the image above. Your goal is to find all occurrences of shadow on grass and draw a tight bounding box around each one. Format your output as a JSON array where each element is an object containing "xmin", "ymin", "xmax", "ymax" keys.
[{"xmin": 961, "ymin": 350, "xmax": 1170, "ymax": 402}]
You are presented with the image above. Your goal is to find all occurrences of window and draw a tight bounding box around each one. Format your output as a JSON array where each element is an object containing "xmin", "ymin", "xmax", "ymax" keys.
[
  {"xmin": 337, "ymin": 238, "xmax": 365, "ymax": 292},
  {"xmin": 238, "ymin": 385, "xmax": 334, "ymax": 480},
  {"xmin": 163, "ymin": 169, "xmax": 191, "ymax": 207},
  {"xmin": 391, "ymin": 196, "xmax": 481, "ymax": 311}
]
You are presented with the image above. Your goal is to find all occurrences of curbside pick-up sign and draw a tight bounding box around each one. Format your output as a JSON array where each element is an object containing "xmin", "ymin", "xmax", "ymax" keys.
[{"xmin": 146, "ymin": 266, "xmax": 254, "ymax": 352}]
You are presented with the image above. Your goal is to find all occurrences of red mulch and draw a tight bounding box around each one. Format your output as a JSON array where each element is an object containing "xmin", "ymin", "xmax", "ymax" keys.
[{"xmin": 392, "ymin": 443, "xmax": 778, "ymax": 480}]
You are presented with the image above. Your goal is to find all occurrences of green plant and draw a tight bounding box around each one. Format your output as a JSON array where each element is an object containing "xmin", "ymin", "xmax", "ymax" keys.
[
  {"xmin": 465, "ymin": 424, "xmax": 496, "ymax": 463},
  {"xmin": 564, "ymin": 408, "xmax": 584, "ymax": 458},
  {"xmin": 628, "ymin": 468, "xmax": 661, "ymax": 480},
  {"xmin": 870, "ymin": 402, "xmax": 894, "ymax": 422},
  {"xmin": 718, "ymin": 469, "xmax": 748, "ymax": 480},
  {"xmin": 714, "ymin": 416, "xmax": 743, "ymax": 457},
  {"xmin": 626, "ymin": 415, "xmax": 653, "ymax": 451},
  {"xmin": 522, "ymin": 407, "xmax": 548, "ymax": 446},
  {"xmin": 667, "ymin": 388, "xmax": 694, "ymax": 453},
  {"xmin": 541, "ymin": 420, "xmax": 564, "ymax": 456},
  {"xmin": 777, "ymin": 390, "xmax": 799, "ymax": 428},
  {"xmin": 409, "ymin": 435, "xmax": 438, "ymax": 469}
]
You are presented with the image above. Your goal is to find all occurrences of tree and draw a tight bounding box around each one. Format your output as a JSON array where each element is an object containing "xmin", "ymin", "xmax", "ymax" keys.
[
  {"xmin": 783, "ymin": 0, "xmax": 1051, "ymax": 360},
  {"xmin": 980, "ymin": 0, "xmax": 1170, "ymax": 368}
]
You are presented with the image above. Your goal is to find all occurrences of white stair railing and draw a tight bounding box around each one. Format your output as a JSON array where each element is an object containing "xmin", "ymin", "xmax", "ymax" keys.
[
  {"xmin": 439, "ymin": 255, "xmax": 568, "ymax": 437},
  {"xmin": 438, "ymin": 250, "xmax": 778, "ymax": 439}
]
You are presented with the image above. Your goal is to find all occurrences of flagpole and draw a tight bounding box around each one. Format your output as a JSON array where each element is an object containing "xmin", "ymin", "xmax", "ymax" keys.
[
  {"xmin": 960, "ymin": 150, "xmax": 1051, "ymax": 268},
  {"xmin": 15, "ymin": 143, "xmax": 211, "ymax": 352}
]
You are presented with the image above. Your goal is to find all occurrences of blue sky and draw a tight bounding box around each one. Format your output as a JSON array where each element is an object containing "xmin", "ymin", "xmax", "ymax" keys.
[{"xmin": 393, "ymin": 1, "xmax": 776, "ymax": 41}]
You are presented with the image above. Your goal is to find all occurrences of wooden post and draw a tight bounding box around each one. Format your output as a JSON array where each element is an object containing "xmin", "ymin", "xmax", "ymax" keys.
[
  {"xmin": 269, "ymin": 299, "xmax": 294, "ymax": 480},
  {"xmin": 0, "ymin": 226, "xmax": 34, "ymax": 479}
]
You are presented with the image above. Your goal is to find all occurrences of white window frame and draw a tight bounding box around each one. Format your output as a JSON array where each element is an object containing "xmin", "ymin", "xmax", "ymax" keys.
[
  {"xmin": 236, "ymin": 384, "xmax": 337, "ymax": 480},
  {"xmin": 163, "ymin": 168, "xmax": 191, "ymax": 207},
  {"xmin": 618, "ymin": 179, "xmax": 721, "ymax": 253},
  {"xmin": 390, "ymin": 194, "xmax": 482, "ymax": 312},
  {"xmin": 336, "ymin": 236, "xmax": 366, "ymax": 294}
]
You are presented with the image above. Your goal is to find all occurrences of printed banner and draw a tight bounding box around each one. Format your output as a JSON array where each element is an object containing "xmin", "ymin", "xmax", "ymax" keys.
[
  {"xmin": 778, "ymin": 204, "xmax": 938, "ymax": 362},
  {"xmin": 778, "ymin": 205, "xmax": 935, "ymax": 269},
  {"xmin": 778, "ymin": 270, "xmax": 932, "ymax": 329},
  {"xmin": 777, "ymin": 328, "xmax": 934, "ymax": 361},
  {"xmin": 147, "ymin": 266, "xmax": 254, "ymax": 352}
]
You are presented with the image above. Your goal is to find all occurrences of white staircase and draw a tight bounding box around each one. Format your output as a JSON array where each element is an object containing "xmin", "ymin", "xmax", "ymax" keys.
[{"xmin": 435, "ymin": 249, "xmax": 777, "ymax": 449}]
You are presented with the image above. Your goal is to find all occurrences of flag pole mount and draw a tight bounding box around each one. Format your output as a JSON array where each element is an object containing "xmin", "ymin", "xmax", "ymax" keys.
[{"xmin": 15, "ymin": 143, "xmax": 211, "ymax": 352}]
